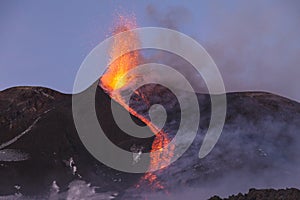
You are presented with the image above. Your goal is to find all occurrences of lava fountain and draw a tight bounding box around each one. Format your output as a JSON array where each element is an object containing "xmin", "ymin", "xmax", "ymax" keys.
[
  {"xmin": 100, "ymin": 15, "xmax": 140, "ymax": 91},
  {"xmin": 99, "ymin": 14, "xmax": 174, "ymax": 190}
]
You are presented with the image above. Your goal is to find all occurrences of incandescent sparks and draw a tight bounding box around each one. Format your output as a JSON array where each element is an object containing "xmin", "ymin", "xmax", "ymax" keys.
[{"xmin": 100, "ymin": 15, "xmax": 140, "ymax": 91}]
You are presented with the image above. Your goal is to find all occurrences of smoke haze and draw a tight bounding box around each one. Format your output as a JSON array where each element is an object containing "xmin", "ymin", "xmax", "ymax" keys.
[{"xmin": 146, "ymin": 1, "xmax": 300, "ymax": 101}]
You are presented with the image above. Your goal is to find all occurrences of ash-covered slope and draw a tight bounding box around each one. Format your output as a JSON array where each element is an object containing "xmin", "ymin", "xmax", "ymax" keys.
[
  {"xmin": 119, "ymin": 84, "xmax": 300, "ymax": 199},
  {"xmin": 0, "ymin": 86, "xmax": 153, "ymax": 197},
  {"xmin": 0, "ymin": 85, "xmax": 300, "ymax": 199},
  {"xmin": 0, "ymin": 87, "xmax": 65, "ymax": 145}
]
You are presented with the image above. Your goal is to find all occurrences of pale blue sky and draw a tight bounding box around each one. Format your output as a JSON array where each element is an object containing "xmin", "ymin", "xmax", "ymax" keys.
[{"xmin": 1, "ymin": 1, "xmax": 300, "ymax": 100}]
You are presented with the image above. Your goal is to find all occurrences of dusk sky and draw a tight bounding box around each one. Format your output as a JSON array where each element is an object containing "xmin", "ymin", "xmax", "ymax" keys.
[{"xmin": 1, "ymin": 1, "xmax": 300, "ymax": 101}]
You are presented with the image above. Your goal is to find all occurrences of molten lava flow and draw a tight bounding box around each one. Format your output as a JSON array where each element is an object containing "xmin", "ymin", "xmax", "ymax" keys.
[
  {"xmin": 136, "ymin": 130, "xmax": 174, "ymax": 190},
  {"xmin": 100, "ymin": 14, "xmax": 174, "ymax": 190}
]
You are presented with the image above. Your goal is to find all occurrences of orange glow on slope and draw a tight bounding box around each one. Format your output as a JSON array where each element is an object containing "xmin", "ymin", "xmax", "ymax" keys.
[
  {"xmin": 100, "ymin": 14, "xmax": 174, "ymax": 190},
  {"xmin": 137, "ymin": 131, "xmax": 174, "ymax": 190}
]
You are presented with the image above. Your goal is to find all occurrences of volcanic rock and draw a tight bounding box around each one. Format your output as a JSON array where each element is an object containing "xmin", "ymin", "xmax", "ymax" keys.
[{"xmin": 0, "ymin": 85, "xmax": 300, "ymax": 199}]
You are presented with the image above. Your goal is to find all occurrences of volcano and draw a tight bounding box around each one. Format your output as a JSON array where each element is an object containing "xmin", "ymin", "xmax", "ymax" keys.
[{"xmin": 0, "ymin": 85, "xmax": 300, "ymax": 199}]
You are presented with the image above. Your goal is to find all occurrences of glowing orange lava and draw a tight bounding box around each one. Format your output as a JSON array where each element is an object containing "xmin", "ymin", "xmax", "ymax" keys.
[
  {"xmin": 100, "ymin": 15, "xmax": 140, "ymax": 91},
  {"xmin": 100, "ymin": 14, "xmax": 174, "ymax": 190}
]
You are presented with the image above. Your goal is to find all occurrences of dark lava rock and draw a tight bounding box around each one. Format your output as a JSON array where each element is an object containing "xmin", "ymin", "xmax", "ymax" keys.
[
  {"xmin": 209, "ymin": 188, "xmax": 300, "ymax": 200},
  {"xmin": 0, "ymin": 87, "xmax": 65, "ymax": 144},
  {"xmin": 0, "ymin": 86, "xmax": 153, "ymax": 196},
  {"xmin": 120, "ymin": 84, "xmax": 300, "ymax": 199},
  {"xmin": 0, "ymin": 85, "xmax": 300, "ymax": 199}
]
